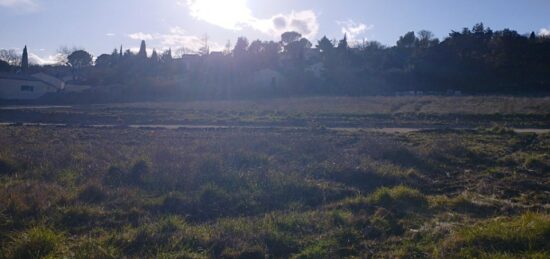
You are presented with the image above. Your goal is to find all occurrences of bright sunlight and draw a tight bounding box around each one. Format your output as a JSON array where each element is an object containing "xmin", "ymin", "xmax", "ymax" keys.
[{"xmin": 186, "ymin": 0, "xmax": 254, "ymax": 30}]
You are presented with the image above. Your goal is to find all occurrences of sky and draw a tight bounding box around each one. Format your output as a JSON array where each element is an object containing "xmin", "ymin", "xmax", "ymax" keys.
[{"xmin": 1, "ymin": 0, "xmax": 549, "ymax": 64}]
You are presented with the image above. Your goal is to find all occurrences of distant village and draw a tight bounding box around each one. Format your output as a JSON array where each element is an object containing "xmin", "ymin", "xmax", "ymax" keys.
[{"xmin": 1, "ymin": 24, "xmax": 549, "ymax": 102}]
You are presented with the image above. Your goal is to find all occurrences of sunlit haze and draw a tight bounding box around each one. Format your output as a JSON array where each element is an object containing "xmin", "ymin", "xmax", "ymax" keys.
[{"xmin": 0, "ymin": 0, "xmax": 549, "ymax": 64}]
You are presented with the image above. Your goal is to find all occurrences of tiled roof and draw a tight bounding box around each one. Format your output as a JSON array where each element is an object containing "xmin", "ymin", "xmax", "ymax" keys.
[{"xmin": 0, "ymin": 72, "xmax": 58, "ymax": 88}]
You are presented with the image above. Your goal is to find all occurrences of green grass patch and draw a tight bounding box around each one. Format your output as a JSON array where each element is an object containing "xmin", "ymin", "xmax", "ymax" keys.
[{"xmin": 440, "ymin": 213, "xmax": 550, "ymax": 257}]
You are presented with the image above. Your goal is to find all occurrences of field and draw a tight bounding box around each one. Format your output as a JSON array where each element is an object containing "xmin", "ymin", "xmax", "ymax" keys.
[{"xmin": 0, "ymin": 96, "xmax": 549, "ymax": 258}]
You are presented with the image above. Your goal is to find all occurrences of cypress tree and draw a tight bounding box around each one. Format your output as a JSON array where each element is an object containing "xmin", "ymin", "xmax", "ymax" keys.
[
  {"xmin": 151, "ymin": 49, "xmax": 159, "ymax": 62},
  {"xmin": 338, "ymin": 34, "xmax": 348, "ymax": 50},
  {"xmin": 138, "ymin": 40, "xmax": 147, "ymax": 58},
  {"xmin": 21, "ymin": 45, "xmax": 29, "ymax": 72}
]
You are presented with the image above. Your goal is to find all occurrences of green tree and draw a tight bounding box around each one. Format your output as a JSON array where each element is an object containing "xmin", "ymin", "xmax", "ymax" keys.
[
  {"xmin": 337, "ymin": 34, "xmax": 349, "ymax": 50},
  {"xmin": 281, "ymin": 31, "xmax": 302, "ymax": 46},
  {"xmin": 151, "ymin": 49, "xmax": 159, "ymax": 62},
  {"xmin": 396, "ymin": 31, "xmax": 417, "ymax": 48},
  {"xmin": 138, "ymin": 40, "xmax": 147, "ymax": 58},
  {"xmin": 233, "ymin": 37, "xmax": 249, "ymax": 58},
  {"xmin": 68, "ymin": 50, "xmax": 93, "ymax": 68},
  {"xmin": 317, "ymin": 36, "xmax": 334, "ymax": 53},
  {"xmin": 21, "ymin": 45, "xmax": 29, "ymax": 72},
  {"xmin": 67, "ymin": 50, "xmax": 93, "ymax": 80}
]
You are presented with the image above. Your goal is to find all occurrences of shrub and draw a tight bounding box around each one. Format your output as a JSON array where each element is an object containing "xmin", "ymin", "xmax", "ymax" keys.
[
  {"xmin": 103, "ymin": 166, "xmax": 126, "ymax": 187},
  {"xmin": 264, "ymin": 231, "xmax": 300, "ymax": 257},
  {"xmin": 6, "ymin": 227, "xmax": 64, "ymax": 259},
  {"xmin": 221, "ymin": 246, "xmax": 266, "ymax": 259},
  {"xmin": 429, "ymin": 194, "xmax": 498, "ymax": 216},
  {"xmin": 440, "ymin": 213, "xmax": 550, "ymax": 256},
  {"xmin": 58, "ymin": 206, "xmax": 104, "ymax": 229},
  {"xmin": 485, "ymin": 125, "xmax": 515, "ymax": 135},
  {"xmin": 130, "ymin": 160, "xmax": 151, "ymax": 184},
  {"xmin": 0, "ymin": 158, "xmax": 15, "ymax": 175},
  {"xmin": 522, "ymin": 154, "xmax": 549, "ymax": 171},
  {"xmin": 123, "ymin": 216, "xmax": 199, "ymax": 256},
  {"xmin": 195, "ymin": 158, "xmax": 223, "ymax": 186},
  {"xmin": 294, "ymin": 239, "xmax": 338, "ymax": 258},
  {"xmin": 364, "ymin": 208, "xmax": 403, "ymax": 239},
  {"xmin": 367, "ymin": 185, "xmax": 427, "ymax": 211},
  {"xmin": 195, "ymin": 184, "xmax": 233, "ymax": 219},
  {"xmin": 78, "ymin": 184, "xmax": 107, "ymax": 204}
]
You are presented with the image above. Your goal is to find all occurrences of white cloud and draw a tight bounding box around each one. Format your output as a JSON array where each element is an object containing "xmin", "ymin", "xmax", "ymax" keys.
[
  {"xmin": 127, "ymin": 26, "xmax": 223, "ymax": 54},
  {"xmin": 252, "ymin": 10, "xmax": 319, "ymax": 40},
  {"xmin": 28, "ymin": 52, "xmax": 59, "ymax": 65},
  {"xmin": 128, "ymin": 32, "xmax": 154, "ymax": 40},
  {"xmin": 540, "ymin": 28, "xmax": 550, "ymax": 36},
  {"xmin": 184, "ymin": 0, "xmax": 319, "ymax": 39},
  {"xmin": 160, "ymin": 26, "xmax": 215, "ymax": 51},
  {"xmin": 185, "ymin": 0, "xmax": 253, "ymax": 30},
  {"xmin": 337, "ymin": 20, "xmax": 373, "ymax": 43},
  {"xmin": 105, "ymin": 33, "xmax": 116, "ymax": 37},
  {"xmin": 0, "ymin": 0, "xmax": 38, "ymax": 12}
]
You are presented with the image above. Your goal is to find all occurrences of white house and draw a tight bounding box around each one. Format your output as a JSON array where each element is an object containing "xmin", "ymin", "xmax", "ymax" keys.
[
  {"xmin": 0, "ymin": 73, "xmax": 62, "ymax": 100},
  {"xmin": 0, "ymin": 73, "xmax": 90, "ymax": 100}
]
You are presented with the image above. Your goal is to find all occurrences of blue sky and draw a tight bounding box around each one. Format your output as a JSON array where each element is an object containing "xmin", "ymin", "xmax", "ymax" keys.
[{"xmin": 1, "ymin": 0, "xmax": 549, "ymax": 64}]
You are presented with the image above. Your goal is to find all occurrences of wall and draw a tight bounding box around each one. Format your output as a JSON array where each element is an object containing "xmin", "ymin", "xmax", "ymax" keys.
[{"xmin": 0, "ymin": 78, "xmax": 57, "ymax": 100}]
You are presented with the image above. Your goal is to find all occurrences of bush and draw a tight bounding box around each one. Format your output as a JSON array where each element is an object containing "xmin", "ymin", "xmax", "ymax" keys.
[
  {"xmin": 0, "ymin": 158, "xmax": 16, "ymax": 175},
  {"xmin": 294, "ymin": 239, "xmax": 338, "ymax": 258},
  {"xmin": 367, "ymin": 185, "xmax": 427, "ymax": 211},
  {"xmin": 6, "ymin": 227, "xmax": 64, "ymax": 259},
  {"xmin": 58, "ymin": 206, "xmax": 104, "ymax": 229},
  {"xmin": 196, "ymin": 184, "xmax": 233, "ymax": 219},
  {"xmin": 440, "ymin": 213, "xmax": 550, "ymax": 256},
  {"xmin": 78, "ymin": 184, "xmax": 107, "ymax": 204},
  {"xmin": 429, "ymin": 194, "xmax": 498, "ymax": 216},
  {"xmin": 103, "ymin": 166, "xmax": 126, "ymax": 187},
  {"xmin": 522, "ymin": 154, "xmax": 549, "ymax": 171},
  {"xmin": 130, "ymin": 160, "xmax": 151, "ymax": 184}
]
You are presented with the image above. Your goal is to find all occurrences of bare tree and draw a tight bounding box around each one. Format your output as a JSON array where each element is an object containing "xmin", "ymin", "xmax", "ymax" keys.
[
  {"xmin": 417, "ymin": 30, "xmax": 439, "ymax": 48},
  {"xmin": 0, "ymin": 49, "xmax": 21, "ymax": 65},
  {"xmin": 56, "ymin": 46, "xmax": 79, "ymax": 65},
  {"xmin": 198, "ymin": 34, "xmax": 210, "ymax": 56},
  {"xmin": 175, "ymin": 47, "xmax": 195, "ymax": 58}
]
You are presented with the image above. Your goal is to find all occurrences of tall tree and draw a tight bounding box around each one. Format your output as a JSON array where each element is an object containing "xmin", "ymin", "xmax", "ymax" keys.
[
  {"xmin": 68, "ymin": 50, "xmax": 93, "ymax": 68},
  {"xmin": 21, "ymin": 45, "xmax": 29, "ymax": 72},
  {"xmin": 150, "ymin": 49, "xmax": 159, "ymax": 63},
  {"xmin": 417, "ymin": 30, "xmax": 439, "ymax": 48},
  {"xmin": 0, "ymin": 49, "xmax": 21, "ymax": 65},
  {"xmin": 233, "ymin": 37, "xmax": 249, "ymax": 58},
  {"xmin": 0, "ymin": 59, "xmax": 9, "ymax": 72},
  {"xmin": 317, "ymin": 36, "xmax": 334, "ymax": 53},
  {"xmin": 396, "ymin": 31, "xmax": 417, "ymax": 48},
  {"xmin": 199, "ymin": 34, "xmax": 210, "ymax": 56},
  {"xmin": 161, "ymin": 49, "xmax": 173, "ymax": 63},
  {"xmin": 281, "ymin": 31, "xmax": 302, "ymax": 46},
  {"xmin": 95, "ymin": 54, "xmax": 112, "ymax": 68},
  {"xmin": 337, "ymin": 34, "xmax": 349, "ymax": 50},
  {"xmin": 138, "ymin": 40, "xmax": 147, "ymax": 58},
  {"xmin": 67, "ymin": 50, "xmax": 93, "ymax": 80}
]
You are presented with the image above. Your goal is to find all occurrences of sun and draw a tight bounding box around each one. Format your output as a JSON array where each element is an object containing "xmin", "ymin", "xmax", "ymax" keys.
[{"xmin": 187, "ymin": 0, "xmax": 254, "ymax": 30}]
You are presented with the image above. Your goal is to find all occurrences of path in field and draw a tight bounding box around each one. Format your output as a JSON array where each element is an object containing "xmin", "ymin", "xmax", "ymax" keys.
[{"xmin": 1, "ymin": 122, "xmax": 549, "ymax": 134}]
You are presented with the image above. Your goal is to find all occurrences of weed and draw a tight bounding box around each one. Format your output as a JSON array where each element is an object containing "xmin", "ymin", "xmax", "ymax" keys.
[{"xmin": 5, "ymin": 227, "xmax": 64, "ymax": 259}]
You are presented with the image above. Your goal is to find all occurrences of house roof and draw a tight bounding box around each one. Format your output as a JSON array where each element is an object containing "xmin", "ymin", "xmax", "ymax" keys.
[
  {"xmin": 0, "ymin": 72, "xmax": 60, "ymax": 89},
  {"xmin": 0, "ymin": 72, "xmax": 42, "ymax": 81}
]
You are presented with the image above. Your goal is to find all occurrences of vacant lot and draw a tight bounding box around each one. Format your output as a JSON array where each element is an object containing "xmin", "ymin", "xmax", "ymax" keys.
[
  {"xmin": 0, "ymin": 97, "xmax": 549, "ymax": 258},
  {"xmin": 2, "ymin": 96, "xmax": 550, "ymax": 128}
]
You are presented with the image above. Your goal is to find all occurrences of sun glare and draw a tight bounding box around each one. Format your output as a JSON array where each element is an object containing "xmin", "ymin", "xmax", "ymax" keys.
[{"xmin": 187, "ymin": 0, "xmax": 253, "ymax": 30}]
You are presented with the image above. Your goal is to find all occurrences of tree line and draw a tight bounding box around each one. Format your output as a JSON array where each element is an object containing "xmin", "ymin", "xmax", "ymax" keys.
[{"xmin": 1, "ymin": 23, "xmax": 550, "ymax": 100}]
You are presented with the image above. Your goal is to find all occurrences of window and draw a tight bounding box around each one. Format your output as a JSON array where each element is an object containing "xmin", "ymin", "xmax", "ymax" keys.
[{"xmin": 21, "ymin": 85, "xmax": 34, "ymax": 92}]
